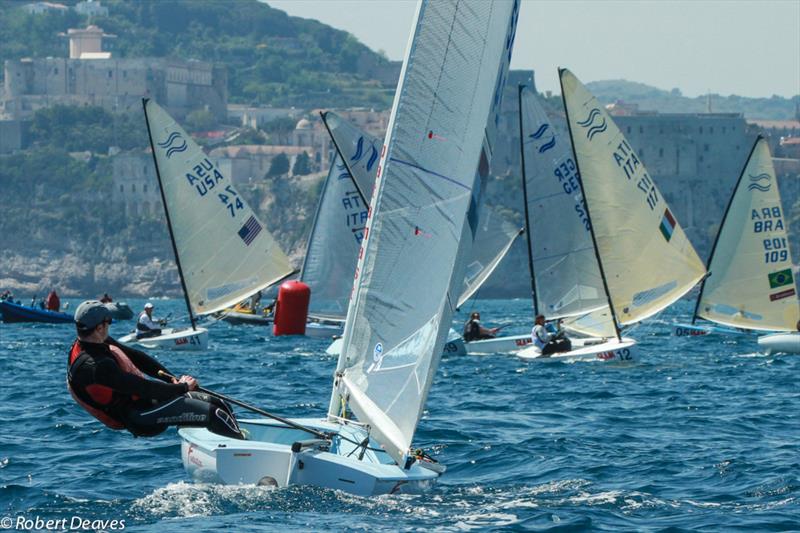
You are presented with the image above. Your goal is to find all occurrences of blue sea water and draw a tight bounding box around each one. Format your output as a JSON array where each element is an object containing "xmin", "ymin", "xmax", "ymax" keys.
[{"xmin": 0, "ymin": 298, "xmax": 797, "ymax": 532}]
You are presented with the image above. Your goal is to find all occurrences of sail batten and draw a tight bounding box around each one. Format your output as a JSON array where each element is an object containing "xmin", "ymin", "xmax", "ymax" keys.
[
  {"xmin": 559, "ymin": 69, "xmax": 706, "ymax": 327},
  {"xmin": 330, "ymin": 0, "xmax": 519, "ymax": 466},
  {"xmin": 696, "ymin": 137, "xmax": 800, "ymax": 331},
  {"xmin": 143, "ymin": 100, "xmax": 293, "ymax": 317}
]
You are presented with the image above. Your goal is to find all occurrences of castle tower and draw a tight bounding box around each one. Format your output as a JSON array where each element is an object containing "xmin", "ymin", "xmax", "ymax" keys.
[{"xmin": 63, "ymin": 25, "xmax": 116, "ymax": 59}]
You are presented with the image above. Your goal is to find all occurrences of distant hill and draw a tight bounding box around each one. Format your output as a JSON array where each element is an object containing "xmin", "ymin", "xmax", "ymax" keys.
[
  {"xmin": 586, "ymin": 80, "xmax": 799, "ymax": 120},
  {"xmin": 0, "ymin": 0, "xmax": 397, "ymax": 108}
]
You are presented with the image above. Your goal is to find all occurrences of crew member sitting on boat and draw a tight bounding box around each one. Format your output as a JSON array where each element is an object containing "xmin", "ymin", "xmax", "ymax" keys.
[
  {"xmin": 531, "ymin": 314, "xmax": 572, "ymax": 356},
  {"xmin": 462, "ymin": 312, "xmax": 499, "ymax": 342},
  {"xmin": 67, "ymin": 300, "xmax": 244, "ymax": 439},
  {"xmin": 100, "ymin": 293, "xmax": 113, "ymax": 303},
  {"xmin": 136, "ymin": 302, "xmax": 164, "ymax": 339}
]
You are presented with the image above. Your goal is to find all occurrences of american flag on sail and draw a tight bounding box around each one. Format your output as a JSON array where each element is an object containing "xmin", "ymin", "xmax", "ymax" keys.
[{"xmin": 238, "ymin": 215, "xmax": 262, "ymax": 246}]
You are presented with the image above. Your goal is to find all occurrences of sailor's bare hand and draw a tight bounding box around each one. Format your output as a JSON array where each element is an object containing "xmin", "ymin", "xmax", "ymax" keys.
[{"xmin": 179, "ymin": 375, "xmax": 198, "ymax": 391}]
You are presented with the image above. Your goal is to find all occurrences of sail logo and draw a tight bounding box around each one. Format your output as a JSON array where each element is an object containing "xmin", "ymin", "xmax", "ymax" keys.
[
  {"xmin": 747, "ymin": 173, "xmax": 771, "ymax": 192},
  {"xmin": 529, "ymin": 123, "xmax": 556, "ymax": 153},
  {"xmin": 659, "ymin": 208, "xmax": 676, "ymax": 241},
  {"xmin": 336, "ymin": 161, "xmax": 351, "ymax": 181},
  {"xmin": 351, "ymin": 137, "xmax": 379, "ymax": 172},
  {"xmin": 158, "ymin": 131, "xmax": 188, "ymax": 158},
  {"xmin": 368, "ymin": 342, "xmax": 385, "ymax": 372},
  {"xmin": 238, "ymin": 215, "xmax": 262, "ymax": 246},
  {"xmin": 576, "ymin": 108, "xmax": 607, "ymax": 141}
]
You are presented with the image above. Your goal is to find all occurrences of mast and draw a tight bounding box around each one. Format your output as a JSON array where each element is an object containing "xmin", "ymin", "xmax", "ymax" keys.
[
  {"xmin": 517, "ymin": 84, "xmax": 538, "ymax": 316},
  {"xmin": 142, "ymin": 98, "xmax": 197, "ymax": 330},
  {"xmin": 691, "ymin": 135, "xmax": 763, "ymax": 324},
  {"xmin": 320, "ymin": 111, "xmax": 370, "ymax": 207},
  {"xmin": 557, "ymin": 69, "xmax": 621, "ymax": 341}
]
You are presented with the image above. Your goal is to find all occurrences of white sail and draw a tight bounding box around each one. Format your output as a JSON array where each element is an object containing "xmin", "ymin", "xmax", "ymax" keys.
[
  {"xmin": 696, "ymin": 137, "xmax": 800, "ymax": 331},
  {"xmin": 519, "ymin": 85, "xmax": 608, "ymax": 319},
  {"xmin": 324, "ymin": 111, "xmax": 521, "ymax": 310},
  {"xmin": 562, "ymin": 307, "xmax": 617, "ymax": 338},
  {"xmin": 457, "ymin": 213, "xmax": 521, "ymax": 308},
  {"xmin": 299, "ymin": 153, "xmax": 370, "ymax": 321},
  {"xmin": 559, "ymin": 69, "xmax": 706, "ymax": 326},
  {"xmin": 322, "ymin": 111, "xmax": 381, "ymax": 201},
  {"xmin": 143, "ymin": 100, "xmax": 293, "ymax": 316},
  {"xmin": 331, "ymin": 0, "xmax": 520, "ymax": 465}
]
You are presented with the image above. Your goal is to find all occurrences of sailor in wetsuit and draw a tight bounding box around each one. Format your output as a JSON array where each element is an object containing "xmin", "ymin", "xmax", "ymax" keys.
[
  {"xmin": 67, "ymin": 300, "xmax": 243, "ymax": 439},
  {"xmin": 462, "ymin": 312, "xmax": 498, "ymax": 342}
]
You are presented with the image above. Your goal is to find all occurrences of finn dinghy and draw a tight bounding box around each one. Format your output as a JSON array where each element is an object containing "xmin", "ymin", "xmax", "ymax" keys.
[
  {"xmin": 179, "ymin": 0, "xmax": 520, "ymax": 495},
  {"xmin": 518, "ymin": 69, "xmax": 707, "ymax": 361},
  {"xmin": 322, "ymin": 110, "xmax": 523, "ymax": 357},
  {"xmin": 119, "ymin": 100, "xmax": 293, "ymax": 351},
  {"xmin": 671, "ymin": 137, "xmax": 800, "ymax": 347}
]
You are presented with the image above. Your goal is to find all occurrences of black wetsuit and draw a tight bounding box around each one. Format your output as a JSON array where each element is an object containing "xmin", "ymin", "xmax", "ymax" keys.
[
  {"xmin": 463, "ymin": 319, "xmax": 494, "ymax": 342},
  {"xmin": 67, "ymin": 337, "xmax": 243, "ymax": 439}
]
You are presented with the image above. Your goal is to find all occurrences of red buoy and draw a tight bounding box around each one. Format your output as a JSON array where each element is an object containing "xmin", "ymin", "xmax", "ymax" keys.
[{"xmin": 273, "ymin": 281, "xmax": 310, "ymax": 336}]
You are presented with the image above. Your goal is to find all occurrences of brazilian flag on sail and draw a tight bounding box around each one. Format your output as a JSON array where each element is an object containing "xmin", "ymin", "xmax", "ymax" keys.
[{"xmin": 768, "ymin": 268, "xmax": 794, "ymax": 289}]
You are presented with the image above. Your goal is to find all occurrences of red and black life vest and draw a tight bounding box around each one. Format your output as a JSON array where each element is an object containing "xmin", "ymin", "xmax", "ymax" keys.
[{"xmin": 67, "ymin": 340, "xmax": 145, "ymax": 429}]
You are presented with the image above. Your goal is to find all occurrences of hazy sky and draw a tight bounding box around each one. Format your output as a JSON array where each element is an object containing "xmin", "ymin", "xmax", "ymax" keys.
[{"xmin": 267, "ymin": 0, "xmax": 800, "ymax": 98}]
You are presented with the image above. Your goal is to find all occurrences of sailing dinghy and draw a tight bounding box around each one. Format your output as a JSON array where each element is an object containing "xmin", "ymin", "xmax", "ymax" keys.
[
  {"xmin": 322, "ymin": 110, "xmax": 523, "ymax": 357},
  {"xmin": 119, "ymin": 100, "xmax": 293, "ymax": 350},
  {"xmin": 179, "ymin": 0, "xmax": 520, "ymax": 495},
  {"xmin": 671, "ymin": 137, "xmax": 799, "ymax": 347},
  {"xmin": 518, "ymin": 69, "xmax": 707, "ymax": 361}
]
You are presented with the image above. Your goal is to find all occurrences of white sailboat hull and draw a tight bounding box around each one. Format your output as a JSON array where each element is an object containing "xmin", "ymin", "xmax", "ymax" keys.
[
  {"xmin": 672, "ymin": 322, "xmax": 753, "ymax": 337},
  {"xmin": 758, "ymin": 332, "xmax": 800, "ymax": 355},
  {"xmin": 517, "ymin": 337, "xmax": 638, "ymax": 363},
  {"xmin": 464, "ymin": 333, "xmax": 533, "ymax": 354},
  {"xmin": 179, "ymin": 418, "xmax": 440, "ymax": 496},
  {"xmin": 304, "ymin": 321, "xmax": 344, "ymax": 339},
  {"xmin": 118, "ymin": 327, "xmax": 209, "ymax": 351}
]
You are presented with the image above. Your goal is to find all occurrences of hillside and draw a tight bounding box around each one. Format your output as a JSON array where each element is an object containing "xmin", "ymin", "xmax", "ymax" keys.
[
  {"xmin": 586, "ymin": 80, "xmax": 799, "ymax": 120},
  {"xmin": 0, "ymin": 0, "xmax": 396, "ymax": 108}
]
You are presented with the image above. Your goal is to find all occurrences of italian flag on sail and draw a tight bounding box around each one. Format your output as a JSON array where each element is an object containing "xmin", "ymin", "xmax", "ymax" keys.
[{"xmin": 659, "ymin": 208, "xmax": 676, "ymax": 242}]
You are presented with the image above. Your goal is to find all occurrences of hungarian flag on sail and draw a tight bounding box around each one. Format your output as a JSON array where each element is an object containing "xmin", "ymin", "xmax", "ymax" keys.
[
  {"xmin": 238, "ymin": 215, "xmax": 262, "ymax": 246},
  {"xmin": 768, "ymin": 268, "xmax": 794, "ymax": 289},
  {"xmin": 659, "ymin": 208, "xmax": 676, "ymax": 242}
]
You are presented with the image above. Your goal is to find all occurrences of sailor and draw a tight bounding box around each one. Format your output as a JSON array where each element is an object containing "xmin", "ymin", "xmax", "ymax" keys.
[
  {"xmin": 67, "ymin": 300, "xmax": 243, "ymax": 439},
  {"xmin": 462, "ymin": 312, "xmax": 498, "ymax": 342},
  {"xmin": 136, "ymin": 302, "xmax": 163, "ymax": 339},
  {"xmin": 100, "ymin": 293, "xmax": 113, "ymax": 303},
  {"xmin": 531, "ymin": 314, "xmax": 572, "ymax": 357}
]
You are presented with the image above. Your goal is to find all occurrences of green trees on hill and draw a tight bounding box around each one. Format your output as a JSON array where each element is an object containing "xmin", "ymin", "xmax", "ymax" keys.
[
  {"xmin": 29, "ymin": 105, "xmax": 147, "ymax": 152},
  {"xmin": 0, "ymin": 0, "xmax": 394, "ymax": 108}
]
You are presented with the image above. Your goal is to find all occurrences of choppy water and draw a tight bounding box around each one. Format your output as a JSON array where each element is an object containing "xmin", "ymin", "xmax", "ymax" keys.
[{"xmin": 0, "ymin": 298, "xmax": 797, "ymax": 532}]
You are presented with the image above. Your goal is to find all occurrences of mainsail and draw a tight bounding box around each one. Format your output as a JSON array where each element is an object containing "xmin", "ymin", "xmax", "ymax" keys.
[
  {"xmin": 518, "ymin": 85, "xmax": 609, "ymax": 322},
  {"xmin": 696, "ymin": 136, "xmax": 800, "ymax": 331},
  {"xmin": 559, "ymin": 69, "xmax": 706, "ymax": 327},
  {"xmin": 323, "ymin": 112, "xmax": 521, "ymax": 310},
  {"xmin": 143, "ymin": 99, "xmax": 293, "ymax": 316},
  {"xmin": 330, "ymin": 0, "xmax": 519, "ymax": 465},
  {"xmin": 299, "ymin": 153, "xmax": 373, "ymax": 321}
]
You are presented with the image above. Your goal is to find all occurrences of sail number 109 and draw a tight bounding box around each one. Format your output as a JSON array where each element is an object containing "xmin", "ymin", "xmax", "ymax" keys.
[{"xmin": 763, "ymin": 237, "xmax": 788, "ymax": 263}]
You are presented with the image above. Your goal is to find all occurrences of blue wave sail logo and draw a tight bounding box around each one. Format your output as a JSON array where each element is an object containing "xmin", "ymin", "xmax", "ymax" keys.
[
  {"xmin": 529, "ymin": 123, "xmax": 556, "ymax": 153},
  {"xmin": 576, "ymin": 108, "xmax": 607, "ymax": 141},
  {"xmin": 747, "ymin": 173, "xmax": 771, "ymax": 192},
  {"xmin": 336, "ymin": 161, "xmax": 350, "ymax": 181},
  {"xmin": 157, "ymin": 131, "xmax": 188, "ymax": 159}
]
